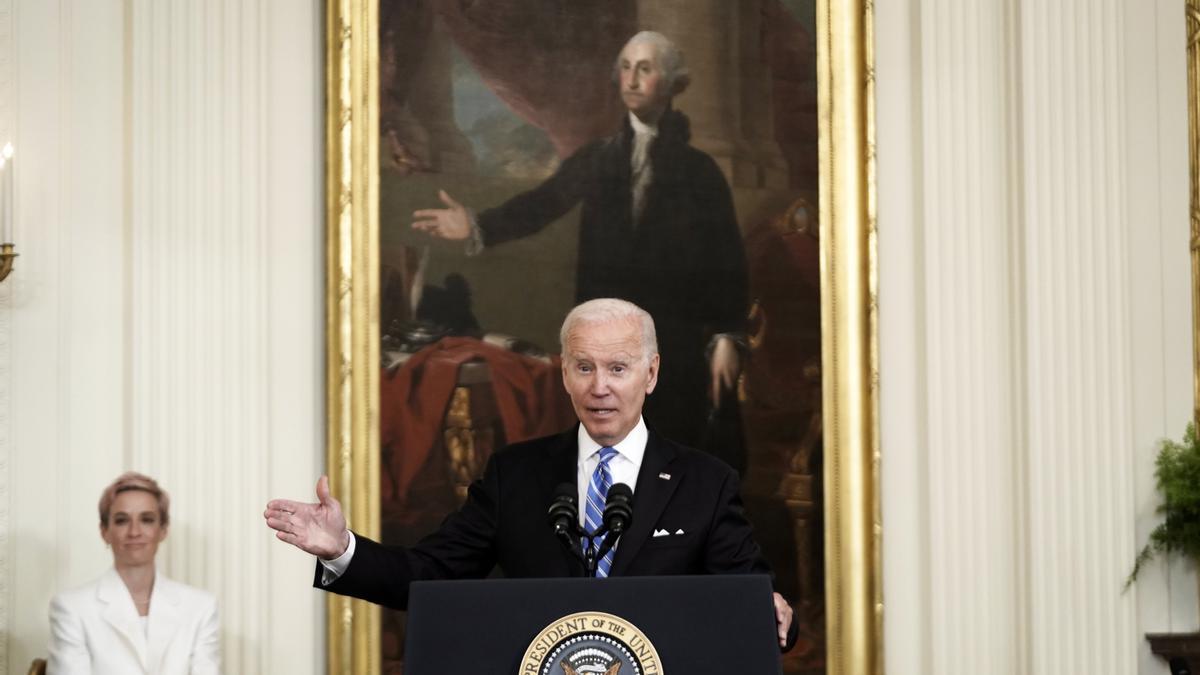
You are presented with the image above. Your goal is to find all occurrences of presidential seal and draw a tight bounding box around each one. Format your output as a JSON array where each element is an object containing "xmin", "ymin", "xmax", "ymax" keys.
[{"xmin": 520, "ymin": 611, "xmax": 663, "ymax": 675}]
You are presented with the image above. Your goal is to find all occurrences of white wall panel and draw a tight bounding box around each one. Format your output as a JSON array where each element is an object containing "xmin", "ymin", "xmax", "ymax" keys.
[
  {"xmin": 127, "ymin": 1, "xmax": 323, "ymax": 673},
  {"xmin": 0, "ymin": 0, "xmax": 11, "ymax": 662},
  {"xmin": 1, "ymin": 1, "xmax": 322, "ymax": 673},
  {"xmin": 880, "ymin": 0, "xmax": 1191, "ymax": 673},
  {"xmin": 0, "ymin": 0, "xmax": 1189, "ymax": 672},
  {"xmin": 0, "ymin": 0, "xmax": 12, "ymax": 668},
  {"xmin": 1125, "ymin": 1, "xmax": 1195, "ymax": 673},
  {"xmin": 263, "ymin": 2, "xmax": 325, "ymax": 672},
  {"xmin": 128, "ymin": 2, "xmax": 272, "ymax": 669},
  {"xmin": 1018, "ymin": 0, "xmax": 1141, "ymax": 671},
  {"xmin": 876, "ymin": 0, "xmax": 929, "ymax": 668},
  {"xmin": 5, "ymin": 1, "xmax": 128, "ymax": 672},
  {"xmin": 917, "ymin": 0, "xmax": 1022, "ymax": 672}
]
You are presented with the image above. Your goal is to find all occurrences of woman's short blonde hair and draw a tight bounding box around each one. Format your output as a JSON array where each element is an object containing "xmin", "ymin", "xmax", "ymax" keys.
[{"xmin": 98, "ymin": 472, "xmax": 170, "ymax": 527}]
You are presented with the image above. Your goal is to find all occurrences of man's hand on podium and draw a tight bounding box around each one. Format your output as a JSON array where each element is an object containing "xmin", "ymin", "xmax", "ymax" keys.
[
  {"xmin": 773, "ymin": 592, "xmax": 795, "ymax": 649},
  {"xmin": 263, "ymin": 475, "xmax": 351, "ymax": 560}
]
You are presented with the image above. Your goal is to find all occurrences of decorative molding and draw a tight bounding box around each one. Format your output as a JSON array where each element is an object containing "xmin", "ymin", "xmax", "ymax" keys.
[
  {"xmin": 324, "ymin": 0, "xmax": 381, "ymax": 672},
  {"xmin": 816, "ymin": 0, "xmax": 880, "ymax": 672}
]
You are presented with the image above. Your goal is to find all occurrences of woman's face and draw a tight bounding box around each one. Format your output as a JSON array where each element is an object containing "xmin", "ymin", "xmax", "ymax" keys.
[{"xmin": 101, "ymin": 490, "xmax": 167, "ymax": 568}]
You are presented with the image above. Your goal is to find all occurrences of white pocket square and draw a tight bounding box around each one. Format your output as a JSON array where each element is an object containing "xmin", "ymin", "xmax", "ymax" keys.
[{"xmin": 653, "ymin": 528, "xmax": 670, "ymax": 537}]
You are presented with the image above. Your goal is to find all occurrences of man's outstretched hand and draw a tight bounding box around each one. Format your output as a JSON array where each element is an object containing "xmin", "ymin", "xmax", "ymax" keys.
[
  {"xmin": 263, "ymin": 475, "xmax": 350, "ymax": 560},
  {"xmin": 709, "ymin": 336, "xmax": 742, "ymax": 405},
  {"xmin": 411, "ymin": 189, "xmax": 472, "ymax": 240},
  {"xmin": 774, "ymin": 592, "xmax": 795, "ymax": 649}
]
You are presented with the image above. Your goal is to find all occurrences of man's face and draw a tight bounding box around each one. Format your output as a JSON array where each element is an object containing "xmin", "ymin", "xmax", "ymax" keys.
[
  {"xmin": 618, "ymin": 41, "xmax": 671, "ymax": 123},
  {"xmin": 562, "ymin": 317, "xmax": 659, "ymax": 446}
]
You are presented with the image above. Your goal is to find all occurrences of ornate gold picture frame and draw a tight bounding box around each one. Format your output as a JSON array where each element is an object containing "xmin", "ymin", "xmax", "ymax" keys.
[
  {"xmin": 322, "ymin": 0, "xmax": 879, "ymax": 673},
  {"xmin": 1188, "ymin": 0, "xmax": 1200, "ymax": 425}
]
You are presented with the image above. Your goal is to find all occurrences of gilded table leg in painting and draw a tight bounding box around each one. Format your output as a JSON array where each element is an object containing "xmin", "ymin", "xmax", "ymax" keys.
[{"xmin": 442, "ymin": 360, "xmax": 496, "ymax": 504}]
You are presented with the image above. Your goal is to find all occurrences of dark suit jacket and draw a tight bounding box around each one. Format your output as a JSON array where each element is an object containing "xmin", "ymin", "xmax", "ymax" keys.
[{"xmin": 318, "ymin": 426, "xmax": 771, "ymax": 611}]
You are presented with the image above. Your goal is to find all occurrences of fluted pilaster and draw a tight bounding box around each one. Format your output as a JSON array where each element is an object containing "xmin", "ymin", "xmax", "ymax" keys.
[
  {"xmin": 129, "ymin": 2, "xmax": 287, "ymax": 672},
  {"xmin": 1018, "ymin": 0, "xmax": 1140, "ymax": 671},
  {"xmin": 881, "ymin": 0, "xmax": 1187, "ymax": 673},
  {"xmin": 916, "ymin": 0, "xmax": 1023, "ymax": 671}
]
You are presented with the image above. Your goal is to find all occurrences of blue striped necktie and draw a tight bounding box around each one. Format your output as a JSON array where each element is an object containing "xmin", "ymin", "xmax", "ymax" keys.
[{"xmin": 583, "ymin": 445, "xmax": 619, "ymax": 577}]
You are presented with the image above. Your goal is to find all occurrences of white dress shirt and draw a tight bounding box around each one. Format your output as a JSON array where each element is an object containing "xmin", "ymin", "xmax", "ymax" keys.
[
  {"xmin": 575, "ymin": 416, "xmax": 647, "ymax": 527},
  {"xmin": 628, "ymin": 113, "xmax": 657, "ymax": 222}
]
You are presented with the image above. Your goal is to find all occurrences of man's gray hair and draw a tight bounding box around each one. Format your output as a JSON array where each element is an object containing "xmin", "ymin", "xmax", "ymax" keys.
[
  {"xmin": 614, "ymin": 31, "xmax": 691, "ymax": 95},
  {"xmin": 559, "ymin": 298, "xmax": 659, "ymax": 360}
]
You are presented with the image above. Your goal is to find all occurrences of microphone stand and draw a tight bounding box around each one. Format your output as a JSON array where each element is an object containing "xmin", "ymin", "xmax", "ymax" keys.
[
  {"xmin": 552, "ymin": 521, "xmax": 590, "ymax": 576},
  {"xmin": 550, "ymin": 483, "xmax": 632, "ymax": 578},
  {"xmin": 583, "ymin": 533, "xmax": 599, "ymax": 577},
  {"xmin": 591, "ymin": 523, "xmax": 624, "ymax": 573},
  {"xmin": 581, "ymin": 523, "xmax": 629, "ymax": 578}
]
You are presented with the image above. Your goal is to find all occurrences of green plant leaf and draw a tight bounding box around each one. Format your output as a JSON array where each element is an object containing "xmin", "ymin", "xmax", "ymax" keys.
[{"xmin": 1126, "ymin": 423, "xmax": 1200, "ymax": 589}]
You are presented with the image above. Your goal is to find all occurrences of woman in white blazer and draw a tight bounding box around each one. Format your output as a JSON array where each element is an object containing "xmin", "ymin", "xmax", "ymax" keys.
[{"xmin": 47, "ymin": 472, "xmax": 220, "ymax": 674}]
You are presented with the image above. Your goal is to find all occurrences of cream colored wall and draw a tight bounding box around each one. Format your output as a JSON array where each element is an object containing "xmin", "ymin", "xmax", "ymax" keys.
[
  {"xmin": 0, "ymin": 1, "xmax": 325, "ymax": 674},
  {"xmin": 0, "ymin": 1, "xmax": 1192, "ymax": 674},
  {"xmin": 878, "ymin": 0, "xmax": 1195, "ymax": 674}
]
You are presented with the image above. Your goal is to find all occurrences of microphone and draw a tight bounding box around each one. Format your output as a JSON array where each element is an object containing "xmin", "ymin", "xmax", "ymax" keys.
[
  {"xmin": 547, "ymin": 483, "xmax": 579, "ymax": 537},
  {"xmin": 602, "ymin": 483, "xmax": 634, "ymax": 537},
  {"xmin": 548, "ymin": 483, "xmax": 588, "ymax": 576}
]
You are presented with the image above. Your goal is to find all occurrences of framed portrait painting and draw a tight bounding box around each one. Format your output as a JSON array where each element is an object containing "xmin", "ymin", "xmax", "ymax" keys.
[{"xmin": 323, "ymin": 0, "xmax": 878, "ymax": 673}]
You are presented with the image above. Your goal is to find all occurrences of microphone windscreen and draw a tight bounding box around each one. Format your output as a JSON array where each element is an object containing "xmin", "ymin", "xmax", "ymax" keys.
[
  {"xmin": 603, "ymin": 483, "xmax": 634, "ymax": 532},
  {"xmin": 547, "ymin": 482, "xmax": 578, "ymax": 529},
  {"xmin": 553, "ymin": 482, "xmax": 577, "ymax": 504},
  {"xmin": 607, "ymin": 483, "xmax": 633, "ymax": 505}
]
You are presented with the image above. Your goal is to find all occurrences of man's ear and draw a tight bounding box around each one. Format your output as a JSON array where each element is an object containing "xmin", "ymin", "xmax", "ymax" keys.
[
  {"xmin": 670, "ymin": 73, "xmax": 691, "ymax": 97},
  {"xmin": 645, "ymin": 354, "xmax": 661, "ymax": 394}
]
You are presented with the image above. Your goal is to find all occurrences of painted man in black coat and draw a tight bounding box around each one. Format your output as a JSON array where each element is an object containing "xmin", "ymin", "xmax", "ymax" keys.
[
  {"xmin": 264, "ymin": 298, "xmax": 794, "ymax": 648},
  {"xmin": 413, "ymin": 31, "xmax": 748, "ymax": 459}
]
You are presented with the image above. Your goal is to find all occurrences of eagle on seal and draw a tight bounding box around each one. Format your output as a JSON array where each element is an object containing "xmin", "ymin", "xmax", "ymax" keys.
[{"xmin": 559, "ymin": 661, "xmax": 621, "ymax": 675}]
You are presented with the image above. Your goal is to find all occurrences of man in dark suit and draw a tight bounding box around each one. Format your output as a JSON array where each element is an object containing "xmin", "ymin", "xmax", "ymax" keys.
[
  {"xmin": 412, "ymin": 31, "xmax": 748, "ymax": 460},
  {"xmin": 264, "ymin": 298, "xmax": 794, "ymax": 647}
]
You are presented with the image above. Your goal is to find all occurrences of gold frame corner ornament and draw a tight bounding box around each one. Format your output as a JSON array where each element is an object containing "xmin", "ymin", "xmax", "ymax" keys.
[{"xmin": 324, "ymin": 0, "xmax": 881, "ymax": 673}]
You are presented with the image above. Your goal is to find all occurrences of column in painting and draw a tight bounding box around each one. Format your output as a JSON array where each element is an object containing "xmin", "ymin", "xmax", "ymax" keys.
[
  {"xmin": 635, "ymin": 0, "xmax": 756, "ymax": 186},
  {"xmin": 407, "ymin": 14, "xmax": 475, "ymax": 174},
  {"xmin": 736, "ymin": 0, "xmax": 789, "ymax": 190}
]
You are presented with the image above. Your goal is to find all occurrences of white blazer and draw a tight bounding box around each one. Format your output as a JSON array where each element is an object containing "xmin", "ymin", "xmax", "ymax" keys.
[{"xmin": 47, "ymin": 568, "xmax": 220, "ymax": 675}]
